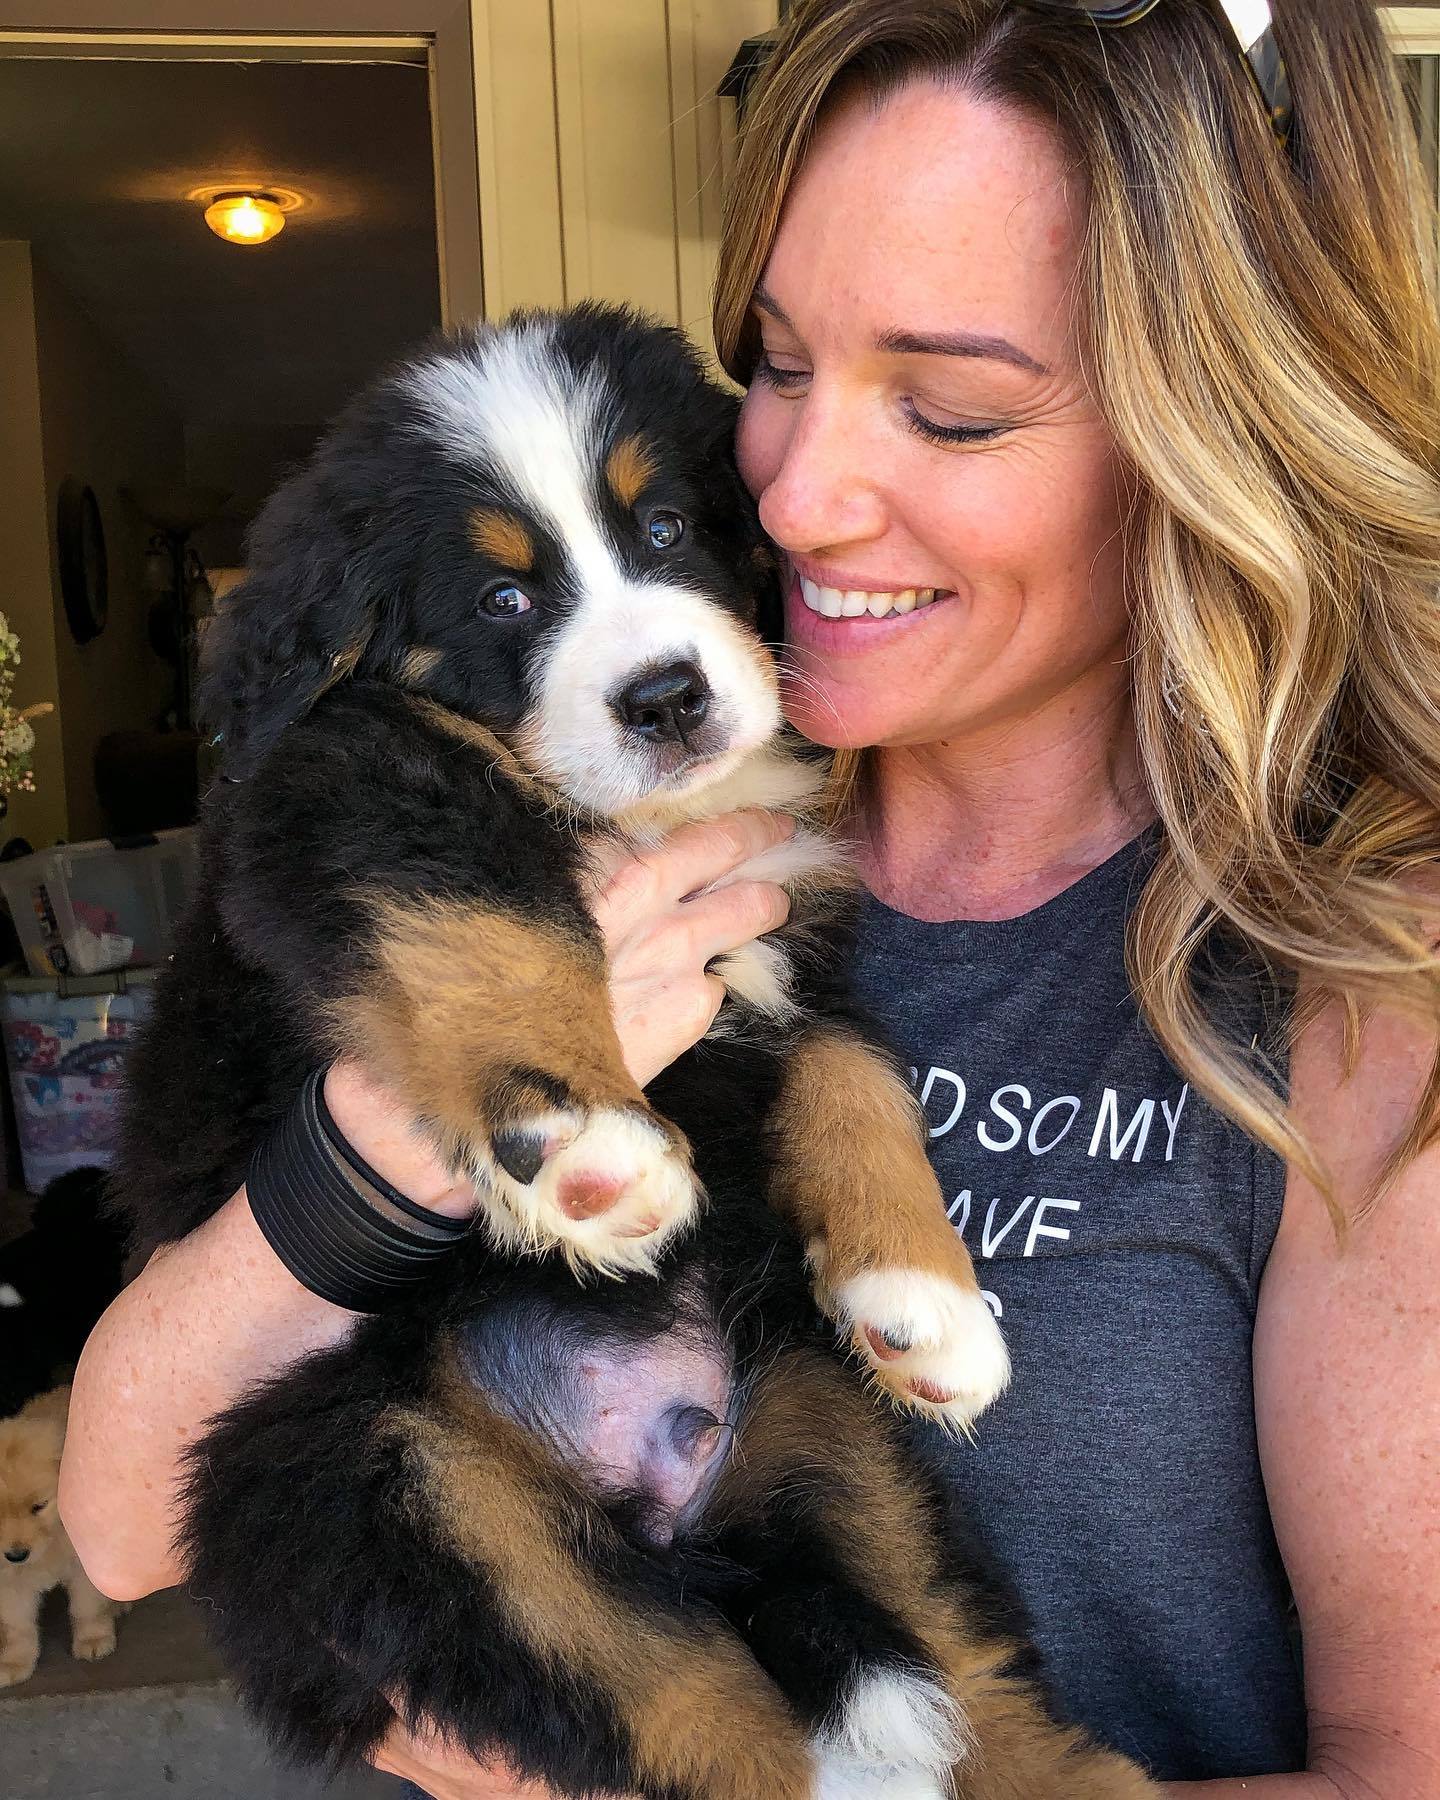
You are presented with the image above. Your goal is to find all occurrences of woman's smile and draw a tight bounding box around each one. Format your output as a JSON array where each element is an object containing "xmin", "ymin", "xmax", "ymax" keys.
[{"xmin": 785, "ymin": 562, "xmax": 960, "ymax": 654}]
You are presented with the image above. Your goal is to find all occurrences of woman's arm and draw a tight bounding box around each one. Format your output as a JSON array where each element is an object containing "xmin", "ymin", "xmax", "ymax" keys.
[
  {"xmin": 58, "ymin": 1067, "xmax": 473, "ymax": 1602},
  {"xmin": 58, "ymin": 809, "xmax": 793, "ymax": 1604},
  {"xmin": 1168, "ymin": 994, "xmax": 1440, "ymax": 1800}
]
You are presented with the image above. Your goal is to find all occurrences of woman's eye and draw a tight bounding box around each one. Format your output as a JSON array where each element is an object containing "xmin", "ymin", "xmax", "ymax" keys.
[
  {"xmin": 647, "ymin": 512, "xmax": 685, "ymax": 550},
  {"xmin": 902, "ymin": 400, "xmax": 1008, "ymax": 448},
  {"xmin": 753, "ymin": 352, "xmax": 809, "ymax": 390},
  {"xmin": 478, "ymin": 583, "xmax": 532, "ymax": 619}
]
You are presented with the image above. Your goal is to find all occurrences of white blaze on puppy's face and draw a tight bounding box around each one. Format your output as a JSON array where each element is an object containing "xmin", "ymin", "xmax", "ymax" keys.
[{"xmin": 406, "ymin": 319, "xmax": 780, "ymax": 816}]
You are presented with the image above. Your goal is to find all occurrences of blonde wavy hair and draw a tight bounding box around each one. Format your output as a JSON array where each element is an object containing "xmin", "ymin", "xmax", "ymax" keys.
[{"xmin": 714, "ymin": 0, "xmax": 1440, "ymax": 1222}]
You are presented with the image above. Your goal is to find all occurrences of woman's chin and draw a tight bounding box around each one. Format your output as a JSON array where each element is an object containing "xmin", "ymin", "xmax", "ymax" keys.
[{"xmin": 779, "ymin": 679, "xmax": 878, "ymax": 750}]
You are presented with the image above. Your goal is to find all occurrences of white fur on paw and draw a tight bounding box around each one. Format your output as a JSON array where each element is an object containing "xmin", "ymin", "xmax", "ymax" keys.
[
  {"xmin": 0, "ymin": 1655, "xmax": 38, "ymax": 1689},
  {"xmin": 812, "ymin": 1668, "xmax": 967, "ymax": 1799},
  {"xmin": 71, "ymin": 1624, "xmax": 117, "ymax": 1662},
  {"xmin": 829, "ymin": 1266, "xmax": 1010, "ymax": 1430},
  {"xmin": 486, "ymin": 1107, "xmax": 700, "ymax": 1277},
  {"xmin": 709, "ymin": 938, "xmax": 796, "ymax": 1023}
]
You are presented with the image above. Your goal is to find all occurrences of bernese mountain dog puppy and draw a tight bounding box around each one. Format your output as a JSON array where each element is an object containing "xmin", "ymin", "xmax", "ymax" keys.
[{"xmin": 112, "ymin": 305, "xmax": 1158, "ymax": 1800}]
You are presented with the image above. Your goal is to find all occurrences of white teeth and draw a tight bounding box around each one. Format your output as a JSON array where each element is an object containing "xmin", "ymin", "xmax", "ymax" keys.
[{"xmin": 798, "ymin": 575, "xmax": 944, "ymax": 620}]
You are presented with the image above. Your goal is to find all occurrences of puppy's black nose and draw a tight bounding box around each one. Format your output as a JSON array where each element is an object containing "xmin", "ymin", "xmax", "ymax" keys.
[
  {"xmin": 5, "ymin": 1546, "xmax": 29, "ymax": 1563},
  {"xmin": 614, "ymin": 662, "xmax": 710, "ymax": 746}
]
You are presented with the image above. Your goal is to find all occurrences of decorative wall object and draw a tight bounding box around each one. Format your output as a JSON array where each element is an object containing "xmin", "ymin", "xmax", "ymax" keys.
[{"xmin": 55, "ymin": 479, "xmax": 107, "ymax": 645}]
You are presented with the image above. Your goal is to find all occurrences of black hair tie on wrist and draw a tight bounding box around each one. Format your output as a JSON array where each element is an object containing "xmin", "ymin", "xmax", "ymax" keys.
[{"xmin": 247, "ymin": 1067, "xmax": 468, "ymax": 1312}]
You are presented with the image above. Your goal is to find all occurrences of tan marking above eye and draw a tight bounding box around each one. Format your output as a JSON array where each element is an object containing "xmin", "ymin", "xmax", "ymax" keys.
[
  {"xmin": 606, "ymin": 435, "xmax": 658, "ymax": 509},
  {"xmin": 469, "ymin": 508, "xmax": 535, "ymax": 571},
  {"xmin": 399, "ymin": 647, "xmax": 444, "ymax": 685}
]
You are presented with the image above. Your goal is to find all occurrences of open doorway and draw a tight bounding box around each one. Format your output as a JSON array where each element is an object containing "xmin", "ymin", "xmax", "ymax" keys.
[
  {"xmin": 0, "ymin": 44, "xmax": 456, "ymax": 847},
  {"xmin": 0, "ymin": 27, "xmax": 466, "ymax": 1796}
]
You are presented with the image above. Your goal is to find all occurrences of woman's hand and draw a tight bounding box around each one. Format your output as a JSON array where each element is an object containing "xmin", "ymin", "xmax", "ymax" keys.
[
  {"xmin": 369, "ymin": 1724, "xmax": 546, "ymax": 1797},
  {"xmin": 584, "ymin": 808, "xmax": 795, "ymax": 1087},
  {"xmin": 325, "ymin": 809, "xmax": 796, "ymax": 1206},
  {"xmin": 370, "ymin": 1720, "xmax": 637, "ymax": 1798}
]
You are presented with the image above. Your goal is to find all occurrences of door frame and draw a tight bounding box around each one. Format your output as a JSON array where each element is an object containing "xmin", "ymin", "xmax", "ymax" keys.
[
  {"xmin": 1383, "ymin": 8, "xmax": 1440, "ymax": 54},
  {"xmin": 0, "ymin": 1, "xmax": 485, "ymax": 325}
]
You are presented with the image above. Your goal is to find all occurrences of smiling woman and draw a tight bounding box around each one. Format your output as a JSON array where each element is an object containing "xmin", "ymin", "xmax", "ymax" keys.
[
  {"xmin": 704, "ymin": 0, "xmax": 1440, "ymax": 1794},
  {"xmin": 733, "ymin": 91, "xmax": 1130, "ymax": 762}
]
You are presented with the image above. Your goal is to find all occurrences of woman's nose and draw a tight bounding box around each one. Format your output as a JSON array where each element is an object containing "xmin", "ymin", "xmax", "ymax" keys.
[{"xmin": 756, "ymin": 402, "xmax": 886, "ymax": 555}]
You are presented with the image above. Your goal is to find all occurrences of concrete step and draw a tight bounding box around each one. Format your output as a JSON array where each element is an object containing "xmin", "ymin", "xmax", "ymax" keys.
[{"xmin": 1, "ymin": 1589, "xmax": 398, "ymax": 1799}]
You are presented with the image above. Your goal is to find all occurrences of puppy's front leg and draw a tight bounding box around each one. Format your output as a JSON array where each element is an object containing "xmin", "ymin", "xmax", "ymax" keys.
[
  {"xmin": 327, "ymin": 891, "xmax": 699, "ymax": 1276},
  {"xmin": 770, "ymin": 1025, "xmax": 1009, "ymax": 1430},
  {"xmin": 219, "ymin": 688, "xmax": 699, "ymax": 1277},
  {"xmin": 65, "ymin": 1565, "xmax": 118, "ymax": 1662},
  {"xmin": 0, "ymin": 1580, "xmax": 40, "ymax": 1688}
]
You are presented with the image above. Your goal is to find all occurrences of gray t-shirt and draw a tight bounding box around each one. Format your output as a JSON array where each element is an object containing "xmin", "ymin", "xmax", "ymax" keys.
[{"xmin": 850, "ymin": 829, "xmax": 1307, "ymax": 1782}]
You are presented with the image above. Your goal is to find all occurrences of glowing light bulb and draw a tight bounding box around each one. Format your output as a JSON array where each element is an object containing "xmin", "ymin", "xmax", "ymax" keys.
[{"xmin": 204, "ymin": 193, "xmax": 286, "ymax": 247}]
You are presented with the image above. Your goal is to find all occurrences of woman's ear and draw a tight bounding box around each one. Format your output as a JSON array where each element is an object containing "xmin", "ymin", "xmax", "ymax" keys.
[{"xmin": 199, "ymin": 470, "xmax": 377, "ymax": 782}]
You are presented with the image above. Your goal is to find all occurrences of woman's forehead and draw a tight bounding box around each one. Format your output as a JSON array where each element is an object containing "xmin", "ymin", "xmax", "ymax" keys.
[{"xmin": 761, "ymin": 80, "xmax": 1086, "ymax": 365}]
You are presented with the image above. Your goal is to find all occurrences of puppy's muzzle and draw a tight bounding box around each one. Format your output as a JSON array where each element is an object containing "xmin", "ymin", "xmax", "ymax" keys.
[{"xmin": 4, "ymin": 1546, "xmax": 30, "ymax": 1563}]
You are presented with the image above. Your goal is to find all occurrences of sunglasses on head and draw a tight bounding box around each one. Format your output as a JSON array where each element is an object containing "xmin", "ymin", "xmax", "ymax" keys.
[{"xmin": 1026, "ymin": 0, "xmax": 1294, "ymax": 152}]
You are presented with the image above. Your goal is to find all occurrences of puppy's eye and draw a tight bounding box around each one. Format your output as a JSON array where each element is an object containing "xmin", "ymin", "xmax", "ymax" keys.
[
  {"xmin": 647, "ymin": 512, "xmax": 685, "ymax": 551},
  {"xmin": 30, "ymin": 1501, "xmax": 46, "ymax": 1514},
  {"xmin": 478, "ymin": 583, "xmax": 532, "ymax": 620}
]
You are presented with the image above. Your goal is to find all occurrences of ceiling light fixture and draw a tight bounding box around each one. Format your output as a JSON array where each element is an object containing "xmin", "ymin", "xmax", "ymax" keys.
[{"xmin": 203, "ymin": 191, "xmax": 287, "ymax": 246}]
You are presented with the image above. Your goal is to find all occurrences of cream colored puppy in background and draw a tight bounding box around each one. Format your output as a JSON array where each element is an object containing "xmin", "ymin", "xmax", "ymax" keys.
[{"xmin": 0, "ymin": 1386, "xmax": 119, "ymax": 1687}]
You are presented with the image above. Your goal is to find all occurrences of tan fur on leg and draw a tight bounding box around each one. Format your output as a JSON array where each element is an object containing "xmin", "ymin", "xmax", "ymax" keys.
[
  {"xmin": 771, "ymin": 1028, "xmax": 1010, "ymax": 1428},
  {"xmin": 326, "ymin": 894, "xmax": 699, "ymax": 1273},
  {"xmin": 398, "ymin": 1368, "xmax": 815, "ymax": 1800},
  {"xmin": 711, "ymin": 1352, "xmax": 1162, "ymax": 1800}
]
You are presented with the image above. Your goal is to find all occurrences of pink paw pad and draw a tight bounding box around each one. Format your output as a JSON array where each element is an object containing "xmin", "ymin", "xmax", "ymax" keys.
[{"xmin": 556, "ymin": 1171, "xmax": 627, "ymax": 1220}]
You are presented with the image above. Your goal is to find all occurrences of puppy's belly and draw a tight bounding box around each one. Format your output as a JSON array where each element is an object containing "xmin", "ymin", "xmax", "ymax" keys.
[{"xmin": 458, "ymin": 1291, "xmax": 736, "ymax": 1545}]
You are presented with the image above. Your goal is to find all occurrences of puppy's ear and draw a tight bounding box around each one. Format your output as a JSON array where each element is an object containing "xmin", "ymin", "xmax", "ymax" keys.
[{"xmin": 200, "ymin": 468, "xmax": 378, "ymax": 782}]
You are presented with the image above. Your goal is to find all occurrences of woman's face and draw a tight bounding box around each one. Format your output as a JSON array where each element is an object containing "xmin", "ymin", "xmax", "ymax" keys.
[{"xmin": 735, "ymin": 81, "xmax": 1131, "ymax": 752}]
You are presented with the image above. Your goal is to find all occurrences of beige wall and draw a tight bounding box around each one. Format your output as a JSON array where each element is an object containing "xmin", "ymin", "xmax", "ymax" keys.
[
  {"xmin": 0, "ymin": 243, "xmax": 68, "ymax": 850},
  {"xmin": 472, "ymin": 0, "xmax": 778, "ymax": 346},
  {"xmin": 31, "ymin": 258, "xmax": 185, "ymax": 842}
]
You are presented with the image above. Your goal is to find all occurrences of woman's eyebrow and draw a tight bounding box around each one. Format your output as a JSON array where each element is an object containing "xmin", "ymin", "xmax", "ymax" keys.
[
  {"xmin": 752, "ymin": 288, "xmax": 1047, "ymax": 377},
  {"xmin": 875, "ymin": 325, "xmax": 1048, "ymax": 376}
]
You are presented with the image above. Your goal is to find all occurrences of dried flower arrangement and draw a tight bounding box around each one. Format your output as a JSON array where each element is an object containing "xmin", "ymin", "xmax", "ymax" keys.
[{"xmin": 0, "ymin": 613, "xmax": 54, "ymax": 796}]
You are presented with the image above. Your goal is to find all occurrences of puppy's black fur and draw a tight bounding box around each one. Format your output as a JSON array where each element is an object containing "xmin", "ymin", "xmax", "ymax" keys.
[{"xmin": 111, "ymin": 307, "xmax": 1156, "ymax": 1800}]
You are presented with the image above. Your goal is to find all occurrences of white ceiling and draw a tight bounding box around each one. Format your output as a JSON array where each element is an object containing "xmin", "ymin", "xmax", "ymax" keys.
[{"xmin": 0, "ymin": 54, "xmax": 442, "ymax": 432}]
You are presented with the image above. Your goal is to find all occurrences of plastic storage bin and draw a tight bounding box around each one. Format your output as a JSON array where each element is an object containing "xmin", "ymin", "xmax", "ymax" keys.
[
  {"xmin": 0, "ymin": 829, "xmax": 197, "ymax": 977},
  {"xmin": 0, "ymin": 970, "xmax": 156, "ymax": 1191}
]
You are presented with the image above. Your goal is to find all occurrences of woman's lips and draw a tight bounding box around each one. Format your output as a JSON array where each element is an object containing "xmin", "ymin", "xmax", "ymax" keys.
[{"xmin": 784, "ymin": 569, "xmax": 955, "ymax": 652}]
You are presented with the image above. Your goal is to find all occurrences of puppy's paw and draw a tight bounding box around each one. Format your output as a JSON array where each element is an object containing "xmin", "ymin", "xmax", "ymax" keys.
[
  {"xmin": 71, "ymin": 1621, "xmax": 117, "ymax": 1662},
  {"xmin": 486, "ymin": 1105, "xmax": 701, "ymax": 1276},
  {"xmin": 0, "ymin": 1650, "xmax": 38, "ymax": 1688},
  {"xmin": 820, "ymin": 1260, "xmax": 1010, "ymax": 1433}
]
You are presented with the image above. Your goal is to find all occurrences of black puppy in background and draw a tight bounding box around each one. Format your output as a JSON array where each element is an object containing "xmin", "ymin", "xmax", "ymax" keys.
[
  {"xmin": 0, "ymin": 1170, "xmax": 127, "ymax": 1419},
  {"xmin": 112, "ymin": 306, "xmax": 1155, "ymax": 1800}
]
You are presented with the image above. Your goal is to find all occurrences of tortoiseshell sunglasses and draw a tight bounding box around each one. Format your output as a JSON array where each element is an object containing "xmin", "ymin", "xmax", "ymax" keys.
[{"xmin": 1026, "ymin": 0, "xmax": 1294, "ymax": 151}]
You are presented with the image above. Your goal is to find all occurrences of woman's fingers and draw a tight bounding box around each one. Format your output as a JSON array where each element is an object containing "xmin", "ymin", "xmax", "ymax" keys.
[
  {"xmin": 370, "ymin": 1726, "xmax": 547, "ymax": 1796},
  {"xmin": 677, "ymin": 878, "xmax": 792, "ymax": 966},
  {"xmin": 371, "ymin": 1720, "xmax": 641, "ymax": 1799}
]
